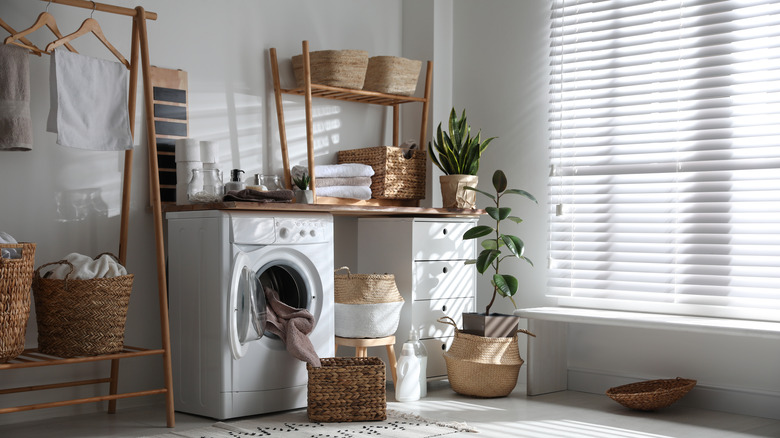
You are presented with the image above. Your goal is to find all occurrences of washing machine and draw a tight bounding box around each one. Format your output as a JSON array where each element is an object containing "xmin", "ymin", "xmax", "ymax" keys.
[{"xmin": 166, "ymin": 210, "xmax": 334, "ymax": 419}]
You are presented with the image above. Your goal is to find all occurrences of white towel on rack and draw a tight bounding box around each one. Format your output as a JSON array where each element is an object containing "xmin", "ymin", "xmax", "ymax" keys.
[
  {"xmin": 0, "ymin": 45, "xmax": 32, "ymax": 151},
  {"xmin": 47, "ymin": 49, "xmax": 132, "ymax": 151},
  {"xmin": 291, "ymin": 163, "xmax": 374, "ymax": 180}
]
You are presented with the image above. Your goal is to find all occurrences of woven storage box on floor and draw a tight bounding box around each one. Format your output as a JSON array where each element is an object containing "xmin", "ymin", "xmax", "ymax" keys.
[
  {"xmin": 292, "ymin": 50, "xmax": 369, "ymax": 90},
  {"xmin": 607, "ymin": 378, "xmax": 697, "ymax": 411},
  {"xmin": 32, "ymin": 256, "xmax": 133, "ymax": 357},
  {"xmin": 337, "ymin": 146, "xmax": 426, "ymax": 200},
  {"xmin": 363, "ymin": 56, "xmax": 422, "ymax": 96},
  {"xmin": 307, "ymin": 357, "xmax": 387, "ymax": 422},
  {"xmin": 0, "ymin": 243, "xmax": 36, "ymax": 363}
]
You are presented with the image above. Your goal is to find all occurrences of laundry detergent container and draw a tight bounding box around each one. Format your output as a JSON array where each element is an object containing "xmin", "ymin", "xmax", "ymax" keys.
[{"xmin": 333, "ymin": 267, "xmax": 403, "ymax": 338}]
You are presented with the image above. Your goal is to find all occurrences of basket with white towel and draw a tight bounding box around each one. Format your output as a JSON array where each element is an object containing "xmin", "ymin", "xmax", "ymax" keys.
[
  {"xmin": 291, "ymin": 164, "xmax": 374, "ymax": 200},
  {"xmin": 333, "ymin": 267, "xmax": 404, "ymax": 338}
]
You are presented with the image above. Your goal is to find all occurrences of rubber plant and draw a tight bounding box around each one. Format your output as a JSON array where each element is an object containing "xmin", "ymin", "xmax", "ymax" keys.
[
  {"xmin": 463, "ymin": 169, "xmax": 537, "ymax": 315},
  {"xmin": 428, "ymin": 108, "xmax": 496, "ymax": 175}
]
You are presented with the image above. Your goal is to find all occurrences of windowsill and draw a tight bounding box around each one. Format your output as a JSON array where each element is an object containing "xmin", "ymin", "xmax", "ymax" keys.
[{"xmin": 515, "ymin": 307, "xmax": 780, "ymax": 339}]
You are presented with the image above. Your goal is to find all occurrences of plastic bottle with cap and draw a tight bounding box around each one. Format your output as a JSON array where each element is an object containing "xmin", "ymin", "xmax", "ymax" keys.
[
  {"xmin": 395, "ymin": 342, "xmax": 421, "ymax": 402},
  {"xmin": 224, "ymin": 169, "xmax": 246, "ymax": 193},
  {"xmin": 407, "ymin": 328, "xmax": 428, "ymax": 397}
]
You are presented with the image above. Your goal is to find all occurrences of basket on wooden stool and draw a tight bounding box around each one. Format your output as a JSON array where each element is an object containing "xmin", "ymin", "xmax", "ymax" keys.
[
  {"xmin": 32, "ymin": 254, "xmax": 133, "ymax": 357},
  {"xmin": 337, "ymin": 146, "xmax": 426, "ymax": 200},
  {"xmin": 0, "ymin": 243, "xmax": 36, "ymax": 363},
  {"xmin": 607, "ymin": 377, "xmax": 697, "ymax": 411},
  {"xmin": 333, "ymin": 267, "xmax": 403, "ymax": 338},
  {"xmin": 307, "ymin": 356, "xmax": 387, "ymax": 422}
]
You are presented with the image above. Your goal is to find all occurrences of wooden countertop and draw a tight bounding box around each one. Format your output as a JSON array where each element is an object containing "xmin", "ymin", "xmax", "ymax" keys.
[{"xmin": 162, "ymin": 201, "xmax": 484, "ymax": 217}]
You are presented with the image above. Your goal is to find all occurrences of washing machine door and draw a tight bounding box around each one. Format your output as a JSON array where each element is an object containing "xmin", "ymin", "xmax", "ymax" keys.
[{"xmin": 229, "ymin": 252, "xmax": 267, "ymax": 360}]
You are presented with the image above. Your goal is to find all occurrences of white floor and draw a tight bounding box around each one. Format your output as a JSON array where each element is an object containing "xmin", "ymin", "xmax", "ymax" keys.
[{"xmin": 2, "ymin": 380, "xmax": 779, "ymax": 438}]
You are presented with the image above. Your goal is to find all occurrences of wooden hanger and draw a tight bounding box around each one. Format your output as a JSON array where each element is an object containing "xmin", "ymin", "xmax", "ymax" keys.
[
  {"xmin": 0, "ymin": 17, "xmax": 43, "ymax": 56},
  {"xmin": 3, "ymin": 10, "xmax": 78, "ymax": 55},
  {"xmin": 45, "ymin": 16, "xmax": 130, "ymax": 69}
]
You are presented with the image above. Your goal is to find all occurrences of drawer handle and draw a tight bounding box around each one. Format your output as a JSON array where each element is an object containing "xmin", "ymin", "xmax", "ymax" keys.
[
  {"xmin": 442, "ymin": 305, "xmax": 447, "ymax": 312},
  {"xmin": 441, "ymin": 344, "xmax": 446, "ymax": 351},
  {"xmin": 442, "ymin": 228, "xmax": 448, "ymax": 235},
  {"xmin": 442, "ymin": 267, "xmax": 448, "ymax": 274}
]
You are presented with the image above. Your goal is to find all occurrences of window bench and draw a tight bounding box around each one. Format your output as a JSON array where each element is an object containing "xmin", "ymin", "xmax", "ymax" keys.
[{"xmin": 515, "ymin": 307, "xmax": 780, "ymax": 396}]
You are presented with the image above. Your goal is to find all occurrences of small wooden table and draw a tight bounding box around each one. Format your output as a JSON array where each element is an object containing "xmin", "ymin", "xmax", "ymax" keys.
[{"xmin": 335, "ymin": 335, "xmax": 398, "ymax": 385}]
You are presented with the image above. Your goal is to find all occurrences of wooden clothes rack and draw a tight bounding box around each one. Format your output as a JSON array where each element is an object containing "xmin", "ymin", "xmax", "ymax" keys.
[{"xmin": 0, "ymin": 0, "xmax": 175, "ymax": 428}]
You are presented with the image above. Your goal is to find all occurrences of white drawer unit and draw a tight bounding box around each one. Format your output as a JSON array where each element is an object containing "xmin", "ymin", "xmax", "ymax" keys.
[{"xmin": 357, "ymin": 217, "xmax": 478, "ymax": 378}]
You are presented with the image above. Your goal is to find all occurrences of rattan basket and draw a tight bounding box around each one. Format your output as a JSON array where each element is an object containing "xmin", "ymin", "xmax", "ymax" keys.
[
  {"xmin": 439, "ymin": 316, "xmax": 535, "ymax": 398},
  {"xmin": 606, "ymin": 378, "xmax": 697, "ymax": 411},
  {"xmin": 32, "ymin": 255, "xmax": 133, "ymax": 357},
  {"xmin": 307, "ymin": 357, "xmax": 387, "ymax": 422},
  {"xmin": 337, "ymin": 146, "xmax": 426, "ymax": 200},
  {"xmin": 0, "ymin": 243, "xmax": 36, "ymax": 363},
  {"xmin": 363, "ymin": 56, "xmax": 422, "ymax": 96},
  {"xmin": 292, "ymin": 49, "xmax": 369, "ymax": 90},
  {"xmin": 334, "ymin": 266, "xmax": 402, "ymax": 304}
]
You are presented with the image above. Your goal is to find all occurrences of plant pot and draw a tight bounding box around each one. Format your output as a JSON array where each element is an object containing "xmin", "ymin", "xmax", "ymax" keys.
[
  {"xmin": 462, "ymin": 312, "xmax": 520, "ymax": 338},
  {"xmin": 440, "ymin": 175, "xmax": 478, "ymax": 209},
  {"xmin": 294, "ymin": 190, "xmax": 314, "ymax": 204}
]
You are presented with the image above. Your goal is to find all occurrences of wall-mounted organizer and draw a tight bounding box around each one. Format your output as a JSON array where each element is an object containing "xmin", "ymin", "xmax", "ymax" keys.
[
  {"xmin": 0, "ymin": 0, "xmax": 175, "ymax": 428},
  {"xmin": 270, "ymin": 40, "xmax": 433, "ymax": 207}
]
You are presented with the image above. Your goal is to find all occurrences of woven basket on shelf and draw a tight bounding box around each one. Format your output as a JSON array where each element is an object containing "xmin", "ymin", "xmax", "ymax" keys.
[
  {"xmin": 606, "ymin": 377, "xmax": 697, "ymax": 411},
  {"xmin": 32, "ymin": 254, "xmax": 133, "ymax": 357},
  {"xmin": 0, "ymin": 243, "xmax": 36, "ymax": 363},
  {"xmin": 337, "ymin": 146, "xmax": 426, "ymax": 200},
  {"xmin": 307, "ymin": 357, "xmax": 387, "ymax": 422},
  {"xmin": 439, "ymin": 316, "xmax": 535, "ymax": 398},
  {"xmin": 292, "ymin": 49, "xmax": 369, "ymax": 90},
  {"xmin": 363, "ymin": 56, "xmax": 422, "ymax": 96}
]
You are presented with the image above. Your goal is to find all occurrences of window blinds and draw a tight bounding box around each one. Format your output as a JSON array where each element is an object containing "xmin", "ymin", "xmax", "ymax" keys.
[{"xmin": 548, "ymin": 0, "xmax": 780, "ymax": 321}]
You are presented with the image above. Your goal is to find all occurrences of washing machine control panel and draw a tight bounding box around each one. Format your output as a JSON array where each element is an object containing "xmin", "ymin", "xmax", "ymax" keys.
[{"xmin": 275, "ymin": 219, "xmax": 328, "ymax": 244}]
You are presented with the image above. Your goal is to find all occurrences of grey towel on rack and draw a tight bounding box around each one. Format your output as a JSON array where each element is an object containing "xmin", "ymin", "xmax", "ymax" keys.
[
  {"xmin": 47, "ymin": 49, "xmax": 132, "ymax": 151},
  {"xmin": 0, "ymin": 45, "xmax": 32, "ymax": 151}
]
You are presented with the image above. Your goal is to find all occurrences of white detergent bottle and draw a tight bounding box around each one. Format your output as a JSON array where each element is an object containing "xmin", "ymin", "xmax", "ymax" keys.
[
  {"xmin": 408, "ymin": 328, "xmax": 428, "ymax": 397},
  {"xmin": 395, "ymin": 342, "xmax": 421, "ymax": 402}
]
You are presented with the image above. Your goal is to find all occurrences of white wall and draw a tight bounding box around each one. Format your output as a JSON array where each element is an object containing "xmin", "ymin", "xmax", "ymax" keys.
[{"xmin": 452, "ymin": 0, "xmax": 780, "ymax": 420}]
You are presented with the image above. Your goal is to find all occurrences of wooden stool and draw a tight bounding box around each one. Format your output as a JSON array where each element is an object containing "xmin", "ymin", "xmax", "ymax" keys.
[{"xmin": 334, "ymin": 335, "xmax": 398, "ymax": 385}]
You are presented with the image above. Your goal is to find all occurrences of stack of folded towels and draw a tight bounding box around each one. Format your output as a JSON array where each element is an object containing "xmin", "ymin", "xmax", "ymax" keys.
[{"xmin": 291, "ymin": 164, "xmax": 374, "ymax": 200}]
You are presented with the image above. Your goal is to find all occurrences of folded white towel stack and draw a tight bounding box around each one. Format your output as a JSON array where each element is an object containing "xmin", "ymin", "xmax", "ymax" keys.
[
  {"xmin": 45, "ymin": 253, "xmax": 127, "ymax": 280},
  {"xmin": 47, "ymin": 49, "xmax": 132, "ymax": 151},
  {"xmin": 0, "ymin": 45, "xmax": 32, "ymax": 151},
  {"xmin": 291, "ymin": 163, "xmax": 374, "ymax": 180},
  {"xmin": 291, "ymin": 164, "xmax": 375, "ymax": 200}
]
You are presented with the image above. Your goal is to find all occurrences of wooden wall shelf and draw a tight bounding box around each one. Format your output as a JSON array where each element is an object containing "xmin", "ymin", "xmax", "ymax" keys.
[{"xmin": 162, "ymin": 202, "xmax": 484, "ymax": 218}]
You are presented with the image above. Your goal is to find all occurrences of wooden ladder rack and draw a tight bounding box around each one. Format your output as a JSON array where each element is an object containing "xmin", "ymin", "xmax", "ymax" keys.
[{"xmin": 0, "ymin": 0, "xmax": 175, "ymax": 428}]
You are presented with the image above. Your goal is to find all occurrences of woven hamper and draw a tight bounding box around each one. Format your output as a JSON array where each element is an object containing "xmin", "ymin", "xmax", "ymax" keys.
[
  {"xmin": 439, "ymin": 316, "xmax": 534, "ymax": 398},
  {"xmin": 307, "ymin": 357, "xmax": 387, "ymax": 422},
  {"xmin": 333, "ymin": 267, "xmax": 403, "ymax": 338},
  {"xmin": 0, "ymin": 243, "xmax": 36, "ymax": 363},
  {"xmin": 337, "ymin": 146, "xmax": 426, "ymax": 200},
  {"xmin": 363, "ymin": 56, "xmax": 422, "ymax": 96},
  {"xmin": 32, "ymin": 255, "xmax": 133, "ymax": 357},
  {"xmin": 292, "ymin": 49, "xmax": 369, "ymax": 90}
]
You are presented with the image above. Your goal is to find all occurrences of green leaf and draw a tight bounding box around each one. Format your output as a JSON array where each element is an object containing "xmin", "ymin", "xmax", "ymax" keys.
[
  {"xmin": 520, "ymin": 255, "xmax": 534, "ymax": 267},
  {"xmin": 501, "ymin": 234, "xmax": 525, "ymax": 257},
  {"xmin": 476, "ymin": 249, "xmax": 500, "ymax": 274},
  {"xmin": 492, "ymin": 170, "xmax": 507, "ymax": 193},
  {"xmin": 504, "ymin": 189, "xmax": 538, "ymax": 203},
  {"xmin": 481, "ymin": 240, "xmax": 498, "ymax": 250},
  {"xmin": 493, "ymin": 274, "xmax": 519, "ymax": 297},
  {"xmin": 507, "ymin": 216, "xmax": 524, "ymax": 224},
  {"xmin": 463, "ymin": 225, "xmax": 493, "ymax": 239},
  {"xmin": 486, "ymin": 207, "xmax": 511, "ymax": 221}
]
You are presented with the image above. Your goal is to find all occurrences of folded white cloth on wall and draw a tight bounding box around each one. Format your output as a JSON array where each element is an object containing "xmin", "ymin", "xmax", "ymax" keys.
[
  {"xmin": 291, "ymin": 163, "xmax": 374, "ymax": 180},
  {"xmin": 47, "ymin": 49, "xmax": 132, "ymax": 151},
  {"xmin": 314, "ymin": 176, "xmax": 372, "ymax": 188},
  {"xmin": 46, "ymin": 253, "xmax": 127, "ymax": 280},
  {"xmin": 0, "ymin": 45, "xmax": 32, "ymax": 151},
  {"xmin": 315, "ymin": 185, "xmax": 372, "ymax": 200},
  {"xmin": 0, "ymin": 232, "xmax": 20, "ymax": 259}
]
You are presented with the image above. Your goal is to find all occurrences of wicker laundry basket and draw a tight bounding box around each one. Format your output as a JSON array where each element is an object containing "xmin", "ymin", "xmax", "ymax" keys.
[
  {"xmin": 292, "ymin": 49, "xmax": 369, "ymax": 90},
  {"xmin": 439, "ymin": 316, "xmax": 535, "ymax": 398},
  {"xmin": 333, "ymin": 267, "xmax": 403, "ymax": 338},
  {"xmin": 607, "ymin": 378, "xmax": 697, "ymax": 411},
  {"xmin": 0, "ymin": 243, "xmax": 36, "ymax": 363},
  {"xmin": 32, "ymin": 254, "xmax": 133, "ymax": 357},
  {"xmin": 307, "ymin": 357, "xmax": 387, "ymax": 422},
  {"xmin": 337, "ymin": 146, "xmax": 426, "ymax": 200},
  {"xmin": 363, "ymin": 56, "xmax": 422, "ymax": 96}
]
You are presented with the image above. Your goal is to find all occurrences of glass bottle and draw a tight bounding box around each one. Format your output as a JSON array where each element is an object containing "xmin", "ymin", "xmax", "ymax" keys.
[{"xmin": 188, "ymin": 168, "xmax": 223, "ymax": 203}]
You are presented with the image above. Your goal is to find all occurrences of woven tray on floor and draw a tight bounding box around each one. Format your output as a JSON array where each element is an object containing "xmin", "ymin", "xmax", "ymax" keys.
[{"xmin": 606, "ymin": 377, "xmax": 697, "ymax": 411}]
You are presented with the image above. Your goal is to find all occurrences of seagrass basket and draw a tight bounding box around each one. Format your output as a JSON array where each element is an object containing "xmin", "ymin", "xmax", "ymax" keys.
[
  {"xmin": 337, "ymin": 146, "xmax": 426, "ymax": 200},
  {"xmin": 607, "ymin": 377, "xmax": 697, "ymax": 411},
  {"xmin": 439, "ymin": 316, "xmax": 535, "ymax": 398},
  {"xmin": 307, "ymin": 357, "xmax": 387, "ymax": 422},
  {"xmin": 333, "ymin": 267, "xmax": 403, "ymax": 338},
  {"xmin": 363, "ymin": 56, "xmax": 422, "ymax": 96},
  {"xmin": 32, "ymin": 255, "xmax": 133, "ymax": 357},
  {"xmin": 0, "ymin": 243, "xmax": 36, "ymax": 363},
  {"xmin": 292, "ymin": 49, "xmax": 369, "ymax": 90}
]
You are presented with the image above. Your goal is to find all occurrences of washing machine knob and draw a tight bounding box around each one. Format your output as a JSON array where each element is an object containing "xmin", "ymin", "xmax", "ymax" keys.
[
  {"xmin": 309, "ymin": 229, "xmax": 317, "ymax": 237},
  {"xmin": 299, "ymin": 230, "xmax": 306, "ymax": 238},
  {"xmin": 279, "ymin": 227, "xmax": 290, "ymax": 239}
]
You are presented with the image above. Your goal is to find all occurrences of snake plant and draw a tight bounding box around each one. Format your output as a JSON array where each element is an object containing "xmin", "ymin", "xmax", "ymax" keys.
[{"xmin": 428, "ymin": 108, "xmax": 496, "ymax": 175}]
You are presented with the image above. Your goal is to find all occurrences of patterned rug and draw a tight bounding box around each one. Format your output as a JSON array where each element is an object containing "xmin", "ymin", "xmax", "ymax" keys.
[{"xmin": 145, "ymin": 409, "xmax": 477, "ymax": 437}]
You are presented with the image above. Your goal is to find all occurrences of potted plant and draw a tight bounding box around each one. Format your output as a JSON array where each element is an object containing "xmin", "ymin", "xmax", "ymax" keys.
[
  {"xmin": 428, "ymin": 108, "xmax": 495, "ymax": 209},
  {"xmin": 461, "ymin": 169, "xmax": 537, "ymax": 337},
  {"xmin": 292, "ymin": 172, "xmax": 313, "ymax": 204}
]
